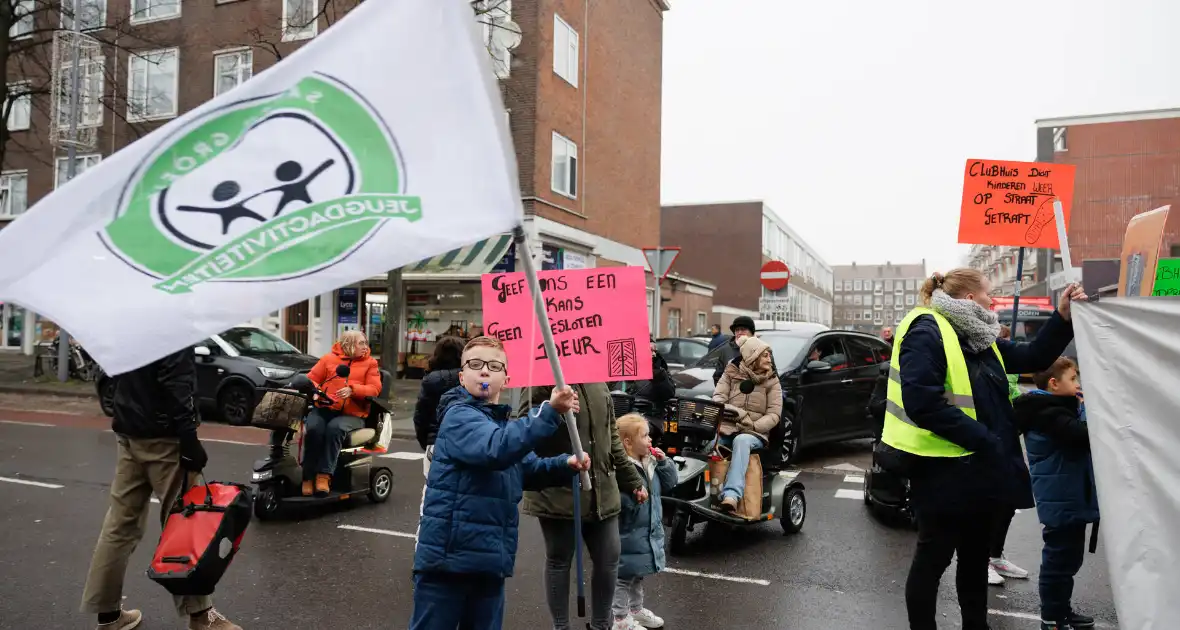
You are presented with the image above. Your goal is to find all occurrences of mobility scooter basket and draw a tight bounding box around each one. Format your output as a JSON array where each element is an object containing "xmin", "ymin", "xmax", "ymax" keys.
[
  {"xmin": 610, "ymin": 392, "xmax": 635, "ymax": 418},
  {"xmin": 251, "ymin": 389, "xmax": 307, "ymax": 432},
  {"xmin": 661, "ymin": 397, "xmax": 724, "ymax": 455}
]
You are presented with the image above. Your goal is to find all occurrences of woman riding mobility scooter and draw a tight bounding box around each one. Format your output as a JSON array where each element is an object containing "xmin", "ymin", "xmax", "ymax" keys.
[
  {"xmin": 249, "ymin": 366, "xmax": 395, "ymax": 519},
  {"xmin": 657, "ymin": 396, "xmax": 807, "ymax": 554}
]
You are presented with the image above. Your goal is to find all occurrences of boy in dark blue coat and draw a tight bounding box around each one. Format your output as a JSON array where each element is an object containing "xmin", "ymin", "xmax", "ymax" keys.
[
  {"xmin": 411, "ymin": 336, "xmax": 590, "ymax": 630},
  {"xmin": 1013, "ymin": 357, "xmax": 1099, "ymax": 630}
]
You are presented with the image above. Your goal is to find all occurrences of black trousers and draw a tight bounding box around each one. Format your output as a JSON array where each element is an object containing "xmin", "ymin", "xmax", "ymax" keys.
[
  {"xmin": 989, "ymin": 507, "xmax": 1016, "ymax": 558},
  {"xmin": 906, "ymin": 509, "xmax": 992, "ymax": 630},
  {"xmin": 1039, "ymin": 524, "xmax": 1087, "ymax": 622}
]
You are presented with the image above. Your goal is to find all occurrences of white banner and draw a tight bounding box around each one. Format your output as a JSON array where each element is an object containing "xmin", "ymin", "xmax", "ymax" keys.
[
  {"xmin": 0, "ymin": 0, "xmax": 521, "ymax": 374},
  {"xmin": 1073, "ymin": 298, "xmax": 1180, "ymax": 630}
]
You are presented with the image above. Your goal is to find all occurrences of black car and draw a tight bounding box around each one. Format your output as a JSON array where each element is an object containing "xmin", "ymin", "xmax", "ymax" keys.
[
  {"xmin": 654, "ymin": 337, "xmax": 712, "ymax": 372},
  {"xmin": 97, "ymin": 326, "xmax": 320, "ymax": 425},
  {"xmin": 671, "ymin": 326, "xmax": 890, "ymax": 460}
]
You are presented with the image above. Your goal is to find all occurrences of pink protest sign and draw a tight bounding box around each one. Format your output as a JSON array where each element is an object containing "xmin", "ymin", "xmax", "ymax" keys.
[{"xmin": 481, "ymin": 266, "xmax": 653, "ymax": 387}]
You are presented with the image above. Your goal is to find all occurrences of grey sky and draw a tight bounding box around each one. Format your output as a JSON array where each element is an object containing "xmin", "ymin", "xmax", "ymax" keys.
[{"xmin": 661, "ymin": 0, "xmax": 1178, "ymax": 276}]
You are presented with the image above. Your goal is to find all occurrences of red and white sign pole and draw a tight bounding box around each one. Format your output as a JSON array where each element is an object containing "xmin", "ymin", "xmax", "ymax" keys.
[{"xmin": 760, "ymin": 260, "xmax": 791, "ymax": 321}]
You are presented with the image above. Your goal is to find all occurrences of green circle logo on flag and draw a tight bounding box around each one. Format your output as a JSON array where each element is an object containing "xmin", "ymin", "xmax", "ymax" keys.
[{"xmin": 100, "ymin": 73, "xmax": 422, "ymax": 294}]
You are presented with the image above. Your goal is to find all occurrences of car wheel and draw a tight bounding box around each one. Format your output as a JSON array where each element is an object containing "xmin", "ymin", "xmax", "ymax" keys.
[
  {"xmin": 781, "ymin": 487, "xmax": 805, "ymax": 534},
  {"xmin": 369, "ymin": 468, "xmax": 393, "ymax": 503},
  {"xmin": 98, "ymin": 378, "xmax": 116, "ymax": 418},
  {"xmin": 217, "ymin": 384, "xmax": 254, "ymax": 426},
  {"xmin": 668, "ymin": 510, "xmax": 689, "ymax": 555}
]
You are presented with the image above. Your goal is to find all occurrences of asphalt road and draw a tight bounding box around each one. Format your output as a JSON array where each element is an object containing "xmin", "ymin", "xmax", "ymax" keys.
[{"xmin": 0, "ymin": 415, "xmax": 1119, "ymax": 629}]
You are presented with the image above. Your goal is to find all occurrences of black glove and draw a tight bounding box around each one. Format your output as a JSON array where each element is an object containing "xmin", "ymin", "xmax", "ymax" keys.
[{"xmin": 179, "ymin": 432, "xmax": 208, "ymax": 472}]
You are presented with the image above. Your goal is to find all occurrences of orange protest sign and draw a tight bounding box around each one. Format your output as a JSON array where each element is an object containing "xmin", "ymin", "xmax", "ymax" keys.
[{"xmin": 958, "ymin": 159, "xmax": 1076, "ymax": 249}]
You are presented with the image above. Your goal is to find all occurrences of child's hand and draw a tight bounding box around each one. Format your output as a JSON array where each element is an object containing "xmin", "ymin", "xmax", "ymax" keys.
[
  {"xmin": 634, "ymin": 487, "xmax": 649, "ymax": 504},
  {"xmin": 650, "ymin": 447, "xmax": 666, "ymax": 461},
  {"xmin": 566, "ymin": 452, "xmax": 591, "ymax": 471},
  {"xmin": 550, "ymin": 386, "xmax": 580, "ymax": 414}
]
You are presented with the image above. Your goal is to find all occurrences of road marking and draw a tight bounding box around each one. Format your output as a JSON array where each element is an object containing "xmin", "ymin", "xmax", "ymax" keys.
[
  {"xmin": 834, "ymin": 489, "xmax": 862, "ymax": 500},
  {"xmin": 151, "ymin": 497, "xmax": 160, "ymax": 504},
  {"xmin": 338, "ymin": 524, "xmax": 418, "ymax": 539},
  {"xmin": 0, "ymin": 408, "xmax": 83, "ymax": 417},
  {"xmin": 843, "ymin": 475, "xmax": 864, "ymax": 484},
  {"xmin": 663, "ymin": 567, "xmax": 770, "ymax": 586},
  {"xmin": 0, "ymin": 419, "xmax": 54, "ymax": 427},
  {"xmin": 779, "ymin": 470, "xmax": 799, "ymax": 479},
  {"xmin": 0, "ymin": 476, "xmax": 64, "ymax": 489},
  {"xmin": 823, "ymin": 462, "xmax": 864, "ymax": 472},
  {"xmin": 380, "ymin": 451, "xmax": 425, "ymax": 461},
  {"xmin": 987, "ymin": 609, "xmax": 1114, "ymax": 628},
  {"xmin": 202, "ymin": 438, "xmax": 263, "ymax": 446}
]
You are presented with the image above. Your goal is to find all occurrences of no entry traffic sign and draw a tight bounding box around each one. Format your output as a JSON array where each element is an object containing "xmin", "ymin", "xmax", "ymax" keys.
[{"xmin": 760, "ymin": 260, "xmax": 791, "ymax": 291}]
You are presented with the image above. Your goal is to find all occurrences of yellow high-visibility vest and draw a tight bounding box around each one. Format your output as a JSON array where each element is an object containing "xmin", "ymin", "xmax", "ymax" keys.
[{"xmin": 881, "ymin": 307, "xmax": 1005, "ymax": 457}]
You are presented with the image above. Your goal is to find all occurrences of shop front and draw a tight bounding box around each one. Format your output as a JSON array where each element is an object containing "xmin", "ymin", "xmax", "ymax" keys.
[{"xmin": 0, "ymin": 302, "xmax": 24, "ymax": 350}]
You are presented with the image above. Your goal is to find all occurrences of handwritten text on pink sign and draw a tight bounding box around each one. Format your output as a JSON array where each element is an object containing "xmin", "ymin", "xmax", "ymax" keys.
[{"xmin": 480, "ymin": 266, "xmax": 652, "ymax": 387}]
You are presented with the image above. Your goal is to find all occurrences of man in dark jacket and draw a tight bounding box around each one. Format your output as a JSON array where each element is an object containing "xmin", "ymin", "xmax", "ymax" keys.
[
  {"xmin": 1013, "ymin": 358, "xmax": 1098, "ymax": 630},
  {"xmin": 706, "ymin": 324, "xmax": 727, "ymax": 350},
  {"xmin": 80, "ymin": 349, "xmax": 241, "ymax": 630},
  {"xmin": 712, "ymin": 316, "xmax": 757, "ymax": 386},
  {"xmin": 412, "ymin": 367, "xmax": 461, "ymax": 454}
]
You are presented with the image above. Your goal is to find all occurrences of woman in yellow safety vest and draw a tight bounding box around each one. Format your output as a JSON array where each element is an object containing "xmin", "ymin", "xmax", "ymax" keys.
[{"xmin": 880, "ymin": 268, "xmax": 1086, "ymax": 630}]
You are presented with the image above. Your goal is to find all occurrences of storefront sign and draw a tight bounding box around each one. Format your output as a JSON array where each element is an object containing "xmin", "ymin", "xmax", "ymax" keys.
[
  {"xmin": 491, "ymin": 242, "xmax": 516, "ymax": 273},
  {"xmin": 337, "ymin": 288, "xmax": 359, "ymax": 324},
  {"xmin": 990, "ymin": 296, "xmax": 1052, "ymax": 311},
  {"xmin": 541, "ymin": 244, "xmax": 563, "ymax": 271},
  {"xmin": 481, "ymin": 266, "xmax": 652, "ymax": 387},
  {"xmin": 562, "ymin": 250, "xmax": 588, "ymax": 270}
]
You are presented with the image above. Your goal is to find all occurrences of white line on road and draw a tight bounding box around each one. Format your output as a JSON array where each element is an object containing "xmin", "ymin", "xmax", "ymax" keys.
[
  {"xmin": 0, "ymin": 419, "xmax": 54, "ymax": 427},
  {"xmin": 834, "ymin": 489, "xmax": 862, "ymax": 500},
  {"xmin": 987, "ymin": 608, "xmax": 1114, "ymax": 628},
  {"xmin": 202, "ymin": 438, "xmax": 263, "ymax": 446},
  {"xmin": 663, "ymin": 567, "xmax": 770, "ymax": 586},
  {"xmin": 338, "ymin": 524, "xmax": 418, "ymax": 539},
  {"xmin": 381, "ymin": 451, "xmax": 425, "ymax": 461},
  {"xmin": 843, "ymin": 475, "xmax": 864, "ymax": 484},
  {"xmin": 0, "ymin": 476, "xmax": 64, "ymax": 489}
]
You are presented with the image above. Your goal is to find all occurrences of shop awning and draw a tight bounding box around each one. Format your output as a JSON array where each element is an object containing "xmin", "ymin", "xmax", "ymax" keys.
[{"xmin": 407, "ymin": 233, "xmax": 513, "ymax": 274}]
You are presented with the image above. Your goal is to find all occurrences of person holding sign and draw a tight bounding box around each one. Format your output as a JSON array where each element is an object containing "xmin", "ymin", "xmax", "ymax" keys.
[
  {"xmin": 879, "ymin": 268, "xmax": 1086, "ymax": 630},
  {"xmin": 516, "ymin": 382, "xmax": 647, "ymax": 630}
]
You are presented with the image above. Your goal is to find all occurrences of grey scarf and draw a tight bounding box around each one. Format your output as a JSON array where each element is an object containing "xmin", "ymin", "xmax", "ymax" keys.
[{"xmin": 929, "ymin": 289, "xmax": 1000, "ymax": 353}]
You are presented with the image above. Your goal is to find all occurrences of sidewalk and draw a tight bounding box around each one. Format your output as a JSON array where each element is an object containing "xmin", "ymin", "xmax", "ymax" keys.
[{"xmin": 0, "ymin": 351, "xmax": 427, "ymax": 442}]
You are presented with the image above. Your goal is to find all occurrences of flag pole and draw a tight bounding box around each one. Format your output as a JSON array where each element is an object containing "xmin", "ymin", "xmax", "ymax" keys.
[{"xmin": 511, "ymin": 225, "xmax": 591, "ymax": 490}]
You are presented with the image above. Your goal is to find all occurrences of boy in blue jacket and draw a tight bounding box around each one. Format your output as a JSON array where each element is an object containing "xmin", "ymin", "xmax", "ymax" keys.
[
  {"xmin": 410, "ymin": 336, "xmax": 590, "ymax": 630},
  {"xmin": 1013, "ymin": 357, "xmax": 1099, "ymax": 630}
]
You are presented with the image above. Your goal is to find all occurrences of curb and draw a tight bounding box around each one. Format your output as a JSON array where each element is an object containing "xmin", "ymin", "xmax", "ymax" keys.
[
  {"xmin": 0, "ymin": 384, "xmax": 99, "ymax": 400},
  {"xmin": 390, "ymin": 428, "xmax": 417, "ymax": 443}
]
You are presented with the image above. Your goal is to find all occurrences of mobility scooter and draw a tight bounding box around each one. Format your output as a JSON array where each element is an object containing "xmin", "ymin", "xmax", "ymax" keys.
[
  {"xmin": 250, "ymin": 366, "xmax": 394, "ymax": 519},
  {"xmin": 654, "ymin": 396, "xmax": 807, "ymax": 555},
  {"xmin": 863, "ymin": 440, "xmax": 916, "ymax": 527}
]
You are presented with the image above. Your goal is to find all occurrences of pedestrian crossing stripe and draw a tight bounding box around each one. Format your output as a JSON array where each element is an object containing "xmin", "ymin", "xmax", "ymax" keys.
[{"xmin": 381, "ymin": 451, "xmax": 425, "ymax": 461}]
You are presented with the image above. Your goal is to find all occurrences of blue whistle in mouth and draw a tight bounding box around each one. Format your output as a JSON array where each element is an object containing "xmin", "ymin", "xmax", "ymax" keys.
[{"xmin": 480, "ymin": 382, "xmax": 490, "ymax": 393}]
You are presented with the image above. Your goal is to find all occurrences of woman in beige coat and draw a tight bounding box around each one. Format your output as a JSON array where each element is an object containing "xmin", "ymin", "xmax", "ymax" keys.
[{"xmin": 711, "ymin": 335, "xmax": 782, "ymax": 512}]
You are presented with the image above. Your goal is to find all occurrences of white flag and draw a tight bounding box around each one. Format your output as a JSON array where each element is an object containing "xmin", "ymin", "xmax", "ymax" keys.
[
  {"xmin": 0, "ymin": 0, "xmax": 521, "ymax": 374},
  {"xmin": 1073, "ymin": 298, "xmax": 1180, "ymax": 630}
]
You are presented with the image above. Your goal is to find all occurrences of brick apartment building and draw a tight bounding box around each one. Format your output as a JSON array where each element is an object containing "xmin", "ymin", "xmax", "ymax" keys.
[
  {"xmin": 661, "ymin": 201, "xmax": 833, "ymax": 329},
  {"xmin": 1018, "ymin": 107, "xmax": 1180, "ymax": 300},
  {"xmin": 659, "ymin": 272, "xmax": 715, "ymax": 338},
  {"xmin": 0, "ymin": 0, "xmax": 671, "ymax": 365},
  {"xmin": 831, "ymin": 261, "xmax": 926, "ymax": 333}
]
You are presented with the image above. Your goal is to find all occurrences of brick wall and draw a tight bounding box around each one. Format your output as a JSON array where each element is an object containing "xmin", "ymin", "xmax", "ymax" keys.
[
  {"xmin": 661, "ymin": 202, "xmax": 763, "ymax": 310},
  {"xmin": 660, "ymin": 282, "xmax": 713, "ymax": 337}
]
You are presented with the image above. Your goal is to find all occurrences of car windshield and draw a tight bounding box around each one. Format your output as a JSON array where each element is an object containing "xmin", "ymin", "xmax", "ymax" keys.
[
  {"xmin": 218, "ymin": 327, "xmax": 301, "ymax": 355},
  {"xmin": 757, "ymin": 332, "xmax": 813, "ymax": 368}
]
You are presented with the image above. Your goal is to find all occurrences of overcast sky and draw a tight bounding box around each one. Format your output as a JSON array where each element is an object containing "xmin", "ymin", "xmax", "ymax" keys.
[{"xmin": 661, "ymin": 0, "xmax": 1180, "ymax": 275}]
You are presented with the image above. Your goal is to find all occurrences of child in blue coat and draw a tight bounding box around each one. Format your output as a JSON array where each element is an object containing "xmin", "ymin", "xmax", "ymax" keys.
[
  {"xmin": 612, "ymin": 413, "xmax": 678, "ymax": 630},
  {"xmin": 411, "ymin": 336, "xmax": 590, "ymax": 630},
  {"xmin": 1013, "ymin": 357, "xmax": 1099, "ymax": 630}
]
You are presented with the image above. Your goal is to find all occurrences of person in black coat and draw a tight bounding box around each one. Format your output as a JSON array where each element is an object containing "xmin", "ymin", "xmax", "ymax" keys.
[
  {"xmin": 712, "ymin": 316, "xmax": 757, "ymax": 386},
  {"xmin": 412, "ymin": 336, "xmax": 466, "ymax": 460},
  {"xmin": 895, "ymin": 269, "xmax": 1086, "ymax": 630}
]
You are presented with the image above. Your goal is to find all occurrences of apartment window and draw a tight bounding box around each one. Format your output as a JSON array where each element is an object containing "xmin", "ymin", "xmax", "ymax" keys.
[
  {"xmin": 885, "ymin": 294, "xmax": 893, "ymax": 306},
  {"xmin": 55, "ymin": 154, "xmax": 102, "ymax": 188},
  {"xmin": 854, "ymin": 280, "xmax": 862, "ymax": 291},
  {"xmin": 62, "ymin": 0, "xmax": 107, "ymax": 30},
  {"xmin": 874, "ymin": 281, "xmax": 883, "ymax": 291},
  {"xmin": 130, "ymin": 0, "xmax": 179, "ymax": 23},
  {"xmin": 56, "ymin": 57, "xmax": 105, "ymax": 129},
  {"xmin": 0, "ymin": 172, "xmax": 28, "ymax": 218},
  {"xmin": 834, "ymin": 295, "xmax": 842, "ymax": 305},
  {"xmin": 128, "ymin": 49, "xmax": 178, "ymax": 121},
  {"xmin": 853, "ymin": 295, "xmax": 862, "ymax": 306},
  {"xmin": 853, "ymin": 312, "xmax": 861, "ymax": 321},
  {"xmin": 214, "ymin": 49, "xmax": 253, "ymax": 96},
  {"xmin": 884, "ymin": 279, "xmax": 893, "ymax": 291},
  {"xmin": 551, "ymin": 132, "xmax": 577, "ymax": 198},
  {"xmin": 1053, "ymin": 127, "xmax": 1067, "ymax": 152},
  {"xmin": 843, "ymin": 280, "xmax": 852, "ymax": 291},
  {"xmin": 6, "ymin": 83, "xmax": 31, "ymax": 132},
  {"xmin": 906, "ymin": 279, "xmax": 916, "ymax": 290},
  {"xmin": 905, "ymin": 294, "xmax": 916, "ymax": 306},
  {"xmin": 667, "ymin": 308, "xmax": 681, "ymax": 336},
  {"xmin": 863, "ymin": 310, "xmax": 872, "ymax": 321},
  {"xmin": 873, "ymin": 296, "xmax": 882, "ymax": 306},
  {"xmin": 10, "ymin": 0, "xmax": 33, "ymax": 38},
  {"xmin": 553, "ymin": 14, "xmax": 578, "ymax": 87},
  {"xmin": 695, "ymin": 312, "xmax": 707, "ymax": 333},
  {"xmin": 282, "ymin": 0, "xmax": 318, "ymax": 42}
]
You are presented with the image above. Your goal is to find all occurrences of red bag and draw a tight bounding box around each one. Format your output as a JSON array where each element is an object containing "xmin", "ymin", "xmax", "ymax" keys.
[{"xmin": 148, "ymin": 478, "xmax": 252, "ymax": 596}]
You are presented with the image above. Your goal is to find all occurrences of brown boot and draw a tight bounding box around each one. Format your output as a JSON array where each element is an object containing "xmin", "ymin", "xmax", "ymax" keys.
[
  {"xmin": 188, "ymin": 608, "xmax": 242, "ymax": 630},
  {"xmin": 720, "ymin": 496, "xmax": 739, "ymax": 513},
  {"xmin": 301, "ymin": 480, "xmax": 313, "ymax": 496},
  {"xmin": 315, "ymin": 473, "xmax": 331, "ymax": 495}
]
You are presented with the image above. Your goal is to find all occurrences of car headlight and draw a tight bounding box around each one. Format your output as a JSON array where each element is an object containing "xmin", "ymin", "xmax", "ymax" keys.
[{"xmin": 259, "ymin": 366, "xmax": 296, "ymax": 380}]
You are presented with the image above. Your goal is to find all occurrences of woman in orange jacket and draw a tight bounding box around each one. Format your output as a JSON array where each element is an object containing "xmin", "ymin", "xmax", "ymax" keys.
[{"xmin": 302, "ymin": 329, "xmax": 383, "ymax": 496}]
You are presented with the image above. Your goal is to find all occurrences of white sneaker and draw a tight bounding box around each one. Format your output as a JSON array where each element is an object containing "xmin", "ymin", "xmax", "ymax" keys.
[
  {"xmin": 990, "ymin": 556, "xmax": 1030, "ymax": 579},
  {"xmin": 988, "ymin": 564, "xmax": 1006, "ymax": 586},
  {"xmin": 631, "ymin": 608, "xmax": 665, "ymax": 628},
  {"xmin": 612, "ymin": 617, "xmax": 641, "ymax": 630}
]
